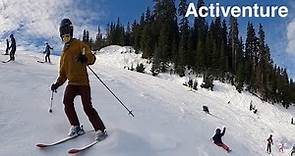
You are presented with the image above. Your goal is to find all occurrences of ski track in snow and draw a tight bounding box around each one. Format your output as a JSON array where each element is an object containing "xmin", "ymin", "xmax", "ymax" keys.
[{"xmin": 0, "ymin": 46, "xmax": 295, "ymax": 156}]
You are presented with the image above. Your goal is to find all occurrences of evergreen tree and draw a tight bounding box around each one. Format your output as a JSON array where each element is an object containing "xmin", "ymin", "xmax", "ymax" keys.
[
  {"xmin": 281, "ymin": 68, "xmax": 290, "ymax": 108},
  {"xmin": 94, "ymin": 26, "xmax": 103, "ymax": 50},
  {"xmin": 245, "ymin": 22, "xmax": 257, "ymax": 92},
  {"xmin": 228, "ymin": 16, "xmax": 239, "ymax": 74},
  {"xmin": 82, "ymin": 30, "xmax": 87, "ymax": 42},
  {"xmin": 194, "ymin": 0, "xmax": 207, "ymax": 72},
  {"xmin": 154, "ymin": 0, "xmax": 178, "ymax": 68},
  {"xmin": 141, "ymin": 7, "xmax": 154, "ymax": 58},
  {"xmin": 178, "ymin": 0, "xmax": 190, "ymax": 69},
  {"xmin": 211, "ymin": 17, "xmax": 223, "ymax": 73},
  {"xmin": 125, "ymin": 22, "xmax": 132, "ymax": 46},
  {"xmin": 151, "ymin": 44, "xmax": 161, "ymax": 76},
  {"xmin": 257, "ymin": 24, "xmax": 270, "ymax": 100},
  {"xmin": 86, "ymin": 30, "xmax": 90, "ymax": 43},
  {"xmin": 220, "ymin": 19, "xmax": 229, "ymax": 72},
  {"xmin": 235, "ymin": 37, "xmax": 245, "ymax": 92},
  {"xmin": 131, "ymin": 20, "xmax": 141, "ymax": 50}
]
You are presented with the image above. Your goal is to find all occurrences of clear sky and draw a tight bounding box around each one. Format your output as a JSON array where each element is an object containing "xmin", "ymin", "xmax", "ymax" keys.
[{"xmin": 94, "ymin": 0, "xmax": 294, "ymax": 78}]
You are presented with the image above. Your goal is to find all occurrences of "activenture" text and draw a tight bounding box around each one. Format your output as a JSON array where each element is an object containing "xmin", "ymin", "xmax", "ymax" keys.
[{"xmin": 185, "ymin": 3, "xmax": 288, "ymax": 18}]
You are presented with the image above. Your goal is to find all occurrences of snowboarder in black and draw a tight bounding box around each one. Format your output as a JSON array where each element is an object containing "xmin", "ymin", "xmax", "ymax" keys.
[
  {"xmin": 266, "ymin": 134, "xmax": 273, "ymax": 154},
  {"xmin": 9, "ymin": 34, "xmax": 16, "ymax": 61},
  {"xmin": 5, "ymin": 39, "xmax": 9, "ymax": 55},
  {"xmin": 212, "ymin": 127, "xmax": 231, "ymax": 152},
  {"xmin": 43, "ymin": 42, "xmax": 53, "ymax": 63}
]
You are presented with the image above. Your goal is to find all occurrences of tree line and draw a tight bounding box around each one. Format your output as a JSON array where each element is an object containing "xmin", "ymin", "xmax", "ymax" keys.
[{"xmin": 82, "ymin": 0, "xmax": 295, "ymax": 108}]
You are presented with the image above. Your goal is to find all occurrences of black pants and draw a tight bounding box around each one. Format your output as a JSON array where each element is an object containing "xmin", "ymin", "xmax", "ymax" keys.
[
  {"xmin": 45, "ymin": 53, "xmax": 51, "ymax": 63},
  {"xmin": 63, "ymin": 85, "xmax": 106, "ymax": 132},
  {"xmin": 266, "ymin": 143, "xmax": 271, "ymax": 153},
  {"xmin": 5, "ymin": 48, "xmax": 9, "ymax": 55},
  {"xmin": 10, "ymin": 49, "xmax": 16, "ymax": 61}
]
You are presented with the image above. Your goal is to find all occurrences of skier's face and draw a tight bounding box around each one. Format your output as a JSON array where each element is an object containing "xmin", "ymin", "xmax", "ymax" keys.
[{"xmin": 62, "ymin": 34, "xmax": 71, "ymax": 43}]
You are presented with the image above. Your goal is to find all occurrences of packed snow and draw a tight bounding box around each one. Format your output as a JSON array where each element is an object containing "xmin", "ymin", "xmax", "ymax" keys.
[{"xmin": 0, "ymin": 46, "xmax": 294, "ymax": 156}]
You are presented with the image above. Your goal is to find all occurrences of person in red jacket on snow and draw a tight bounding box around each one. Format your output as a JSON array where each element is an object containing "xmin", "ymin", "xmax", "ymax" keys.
[{"xmin": 212, "ymin": 127, "xmax": 231, "ymax": 153}]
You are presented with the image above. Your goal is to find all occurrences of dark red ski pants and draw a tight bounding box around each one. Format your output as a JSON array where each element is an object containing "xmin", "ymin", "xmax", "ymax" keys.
[
  {"xmin": 63, "ymin": 85, "xmax": 106, "ymax": 132},
  {"xmin": 216, "ymin": 143, "xmax": 230, "ymax": 151}
]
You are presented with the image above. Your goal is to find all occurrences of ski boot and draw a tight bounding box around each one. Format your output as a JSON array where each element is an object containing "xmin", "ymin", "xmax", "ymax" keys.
[
  {"xmin": 95, "ymin": 129, "xmax": 108, "ymax": 141},
  {"xmin": 68, "ymin": 125, "xmax": 85, "ymax": 136}
]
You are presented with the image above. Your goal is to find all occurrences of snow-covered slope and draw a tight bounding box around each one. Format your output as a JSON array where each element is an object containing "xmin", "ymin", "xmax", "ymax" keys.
[{"xmin": 0, "ymin": 46, "xmax": 295, "ymax": 156}]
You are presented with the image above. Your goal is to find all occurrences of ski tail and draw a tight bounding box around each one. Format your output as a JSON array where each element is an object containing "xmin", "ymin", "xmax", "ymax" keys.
[{"xmin": 68, "ymin": 141, "xmax": 98, "ymax": 154}]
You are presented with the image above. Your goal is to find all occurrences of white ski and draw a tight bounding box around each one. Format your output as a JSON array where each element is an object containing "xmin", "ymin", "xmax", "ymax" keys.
[
  {"xmin": 36, "ymin": 134, "xmax": 79, "ymax": 148},
  {"xmin": 68, "ymin": 140, "xmax": 98, "ymax": 154}
]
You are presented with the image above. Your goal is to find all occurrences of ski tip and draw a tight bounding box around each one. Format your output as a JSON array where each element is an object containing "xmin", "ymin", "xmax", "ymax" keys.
[
  {"xmin": 68, "ymin": 149, "xmax": 80, "ymax": 154},
  {"xmin": 36, "ymin": 144, "xmax": 47, "ymax": 148}
]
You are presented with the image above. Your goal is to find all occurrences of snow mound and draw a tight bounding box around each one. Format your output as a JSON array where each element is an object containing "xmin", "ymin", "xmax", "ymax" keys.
[{"xmin": 97, "ymin": 45, "xmax": 152, "ymax": 73}]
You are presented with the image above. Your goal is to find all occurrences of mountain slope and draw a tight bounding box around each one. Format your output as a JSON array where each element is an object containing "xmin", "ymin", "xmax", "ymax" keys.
[{"xmin": 0, "ymin": 47, "xmax": 294, "ymax": 156}]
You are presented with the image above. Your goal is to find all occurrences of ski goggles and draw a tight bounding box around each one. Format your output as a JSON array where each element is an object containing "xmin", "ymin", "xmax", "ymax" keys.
[{"xmin": 62, "ymin": 34, "xmax": 71, "ymax": 43}]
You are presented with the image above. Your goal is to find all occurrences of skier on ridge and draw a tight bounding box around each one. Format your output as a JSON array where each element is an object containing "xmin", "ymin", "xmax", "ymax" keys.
[{"xmin": 50, "ymin": 18, "xmax": 107, "ymax": 141}]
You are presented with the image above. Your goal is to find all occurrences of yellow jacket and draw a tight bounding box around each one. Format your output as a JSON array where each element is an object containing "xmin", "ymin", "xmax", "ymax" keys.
[{"xmin": 56, "ymin": 39, "xmax": 96, "ymax": 86}]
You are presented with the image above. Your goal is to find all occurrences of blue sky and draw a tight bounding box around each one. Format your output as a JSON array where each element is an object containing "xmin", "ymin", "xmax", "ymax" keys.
[{"xmin": 96, "ymin": 0, "xmax": 295, "ymax": 78}]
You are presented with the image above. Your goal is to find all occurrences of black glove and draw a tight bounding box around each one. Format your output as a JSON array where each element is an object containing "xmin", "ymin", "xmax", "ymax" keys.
[
  {"xmin": 76, "ymin": 53, "xmax": 88, "ymax": 64},
  {"xmin": 51, "ymin": 83, "xmax": 59, "ymax": 92}
]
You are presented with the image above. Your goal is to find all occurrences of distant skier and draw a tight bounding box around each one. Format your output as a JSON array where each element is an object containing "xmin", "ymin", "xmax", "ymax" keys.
[
  {"xmin": 193, "ymin": 79, "xmax": 198, "ymax": 90},
  {"xmin": 252, "ymin": 104, "xmax": 258, "ymax": 114},
  {"xmin": 292, "ymin": 117, "xmax": 294, "ymax": 125},
  {"xmin": 203, "ymin": 106, "xmax": 209, "ymax": 114},
  {"xmin": 250, "ymin": 101, "xmax": 253, "ymax": 111},
  {"xmin": 188, "ymin": 78, "xmax": 193, "ymax": 88},
  {"xmin": 290, "ymin": 145, "xmax": 295, "ymax": 156},
  {"xmin": 253, "ymin": 108, "xmax": 258, "ymax": 114},
  {"xmin": 50, "ymin": 18, "xmax": 107, "ymax": 141},
  {"xmin": 43, "ymin": 42, "xmax": 53, "ymax": 63},
  {"xmin": 5, "ymin": 39, "xmax": 9, "ymax": 55},
  {"xmin": 278, "ymin": 143, "xmax": 284, "ymax": 153},
  {"xmin": 212, "ymin": 127, "xmax": 231, "ymax": 153},
  {"xmin": 9, "ymin": 34, "xmax": 16, "ymax": 61},
  {"xmin": 266, "ymin": 134, "xmax": 273, "ymax": 154}
]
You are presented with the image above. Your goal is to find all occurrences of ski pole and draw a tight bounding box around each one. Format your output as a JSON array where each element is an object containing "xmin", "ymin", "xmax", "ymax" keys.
[
  {"xmin": 87, "ymin": 65, "xmax": 134, "ymax": 117},
  {"xmin": 49, "ymin": 91, "xmax": 54, "ymax": 113}
]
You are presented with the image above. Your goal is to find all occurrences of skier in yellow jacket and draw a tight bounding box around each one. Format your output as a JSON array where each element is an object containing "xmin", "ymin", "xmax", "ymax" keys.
[{"xmin": 51, "ymin": 18, "xmax": 107, "ymax": 141}]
